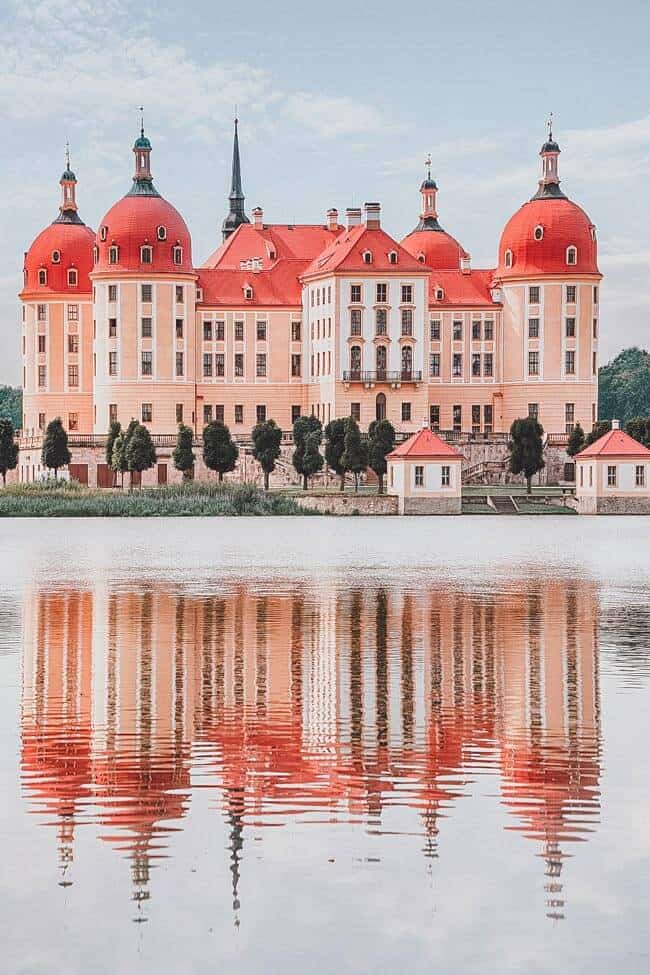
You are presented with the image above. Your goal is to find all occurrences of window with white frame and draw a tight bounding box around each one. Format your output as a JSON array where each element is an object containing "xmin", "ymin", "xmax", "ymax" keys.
[
  {"xmin": 157, "ymin": 226, "xmax": 167, "ymax": 240},
  {"xmin": 635, "ymin": 465, "xmax": 645, "ymax": 488},
  {"xmin": 173, "ymin": 245, "xmax": 183, "ymax": 265},
  {"xmin": 607, "ymin": 465, "xmax": 617, "ymax": 487},
  {"xmin": 140, "ymin": 245, "xmax": 153, "ymax": 264},
  {"xmin": 414, "ymin": 465, "xmax": 424, "ymax": 487},
  {"xmin": 441, "ymin": 465, "xmax": 451, "ymax": 487},
  {"xmin": 566, "ymin": 245, "xmax": 577, "ymax": 265}
]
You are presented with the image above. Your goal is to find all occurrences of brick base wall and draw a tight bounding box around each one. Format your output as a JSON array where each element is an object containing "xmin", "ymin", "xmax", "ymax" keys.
[
  {"xmin": 295, "ymin": 494, "xmax": 398, "ymax": 516},
  {"xmin": 401, "ymin": 496, "xmax": 462, "ymax": 515},
  {"xmin": 577, "ymin": 495, "xmax": 650, "ymax": 515}
]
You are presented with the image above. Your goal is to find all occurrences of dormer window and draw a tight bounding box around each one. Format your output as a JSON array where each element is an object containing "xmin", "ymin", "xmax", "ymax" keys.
[
  {"xmin": 566, "ymin": 245, "xmax": 577, "ymax": 266},
  {"xmin": 417, "ymin": 253, "xmax": 425, "ymax": 263},
  {"xmin": 38, "ymin": 269, "xmax": 47, "ymax": 286},
  {"xmin": 388, "ymin": 251, "xmax": 398, "ymax": 265},
  {"xmin": 362, "ymin": 250, "xmax": 372, "ymax": 264},
  {"xmin": 109, "ymin": 245, "xmax": 119, "ymax": 265},
  {"xmin": 243, "ymin": 285, "xmax": 253, "ymax": 300},
  {"xmin": 435, "ymin": 288, "xmax": 444, "ymax": 301},
  {"xmin": 534, "ymin": 225, "xmax": 544, "ymax": 241},
  {"xmin": 172, "ymin": 245, "xmax": 183, "ymax": 265},
  {"xmin": 196, "ymin": 287, "xmax": 203, "ymax": 302},
  {"xmin": 140, "ymin": 245, "xmax": 153, "ymax": 264},
  {"xmin": 93, "ymin": 245, "xmax": 99, "ymax": 264},
  {"xmin": 67, "ymin": 268, "xmax": 78, "ymax": 286},
  {"xmin": 52, "ymin": 250, "xmax": 60, "ymax": 264},
  {"xmin": 157, "ymin": 226, "xmax": 167, "ymax": 241},
  {"xmin": 100, "ymin": 226, "xmax": 108, "ymax": 242},
  {"xmin": 591, "ymin": 226, "xmax": 597, "ymax": 241},
  {"xmin": 504, "ymin": 249, "xmax": 513, "ymax": 268}
]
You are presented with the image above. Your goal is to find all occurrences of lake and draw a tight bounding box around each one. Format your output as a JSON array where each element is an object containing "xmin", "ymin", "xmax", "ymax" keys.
[{"xmin": 1, "ymin": 516, "xmax": 649, "ymax": 974}]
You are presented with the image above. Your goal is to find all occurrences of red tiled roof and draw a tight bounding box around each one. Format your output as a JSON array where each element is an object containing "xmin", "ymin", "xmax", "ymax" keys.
[
  {"xmin": 22, "ymin": 220, "xmax": 95, "ymax": 295},
  {"xmin": 95, "ymin": 194, "xmax": 193, "ymax": 274},
  {"xmin": 401, "ymin": 228, "xmax": 468, "ymax": 270},
  {"xmin": 198, "ymin": 262, "xmax": 306, "ymax": 307},
  {"xmin": 428, "ymin": 269, "xmax": 498, "ymax": 308},
  {"xmin": 387, "ymin": 428, "xmax": 462, "ymax": 459},
  {"xmin": 202, "ymin": 222, "xmax": 344, "ymax": 270},
  {"xmin": 302, "ymin": 225, "xmax": 426, "ymax": 278},
  {"xmin": 497, "ymin": 197, "xmax": 599, "ymax": 279},
  {"xmin": 577, "ymin": 428, "xmax": 650, "ymax": 459}
]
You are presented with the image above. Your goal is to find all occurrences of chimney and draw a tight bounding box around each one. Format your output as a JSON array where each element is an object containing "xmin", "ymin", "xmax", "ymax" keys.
[
  {"xmin": 460, "ymin": 254, "xmax": 471, "ymax": 275},
  {"xmin": 346, "ymin": 207, "xmax": 362, "ymax": 229},
  {"xmin": 326, "ymin": 207, "xmax": 338, "ymax": 231},
  {"xmin": 364, "ymin": 202, "xmax": 381, "ymax": 230},
  {"xmin": 612, "ymin": 419, "xmax": 620, "ymax": 430},
  {"xmin": 252, "ymin": 206, "xmax": 263, "ymax": 229}
]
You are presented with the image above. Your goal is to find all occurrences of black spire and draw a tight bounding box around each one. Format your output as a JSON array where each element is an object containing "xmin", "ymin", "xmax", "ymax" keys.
[{"xmin": 222, "ymin": 118, "xmax": 250, "ymax": 241}]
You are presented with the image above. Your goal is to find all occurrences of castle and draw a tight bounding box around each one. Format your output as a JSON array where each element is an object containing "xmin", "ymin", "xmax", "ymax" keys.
[{"xmin": 17, "ymin": 119, "xmax": 601, "ymax": 485}]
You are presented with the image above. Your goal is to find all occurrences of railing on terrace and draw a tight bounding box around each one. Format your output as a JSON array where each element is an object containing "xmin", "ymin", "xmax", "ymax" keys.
[{"xmin": 342, "ymin": 370, "xmax": 423, "ymax": 383}]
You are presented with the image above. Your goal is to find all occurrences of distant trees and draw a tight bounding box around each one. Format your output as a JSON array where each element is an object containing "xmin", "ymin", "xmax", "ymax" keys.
[
  {"xmin": 367, "ymin": 419, "xmax": 395, "ymax": 494},
  {"xmin": 125, "ymin": 422, "xmax": 157, "ymax": 486},
  {"xmin": 203, "ymin": 421, "xmax": 239, "ymax": 482},
  {"xmin": 292, "ymin": 416, "xmax": 323, "ymax": 489},
  {"xmin": 324, "ymin": 418, "xmax": 347, "ymax": 491},
  {"xmin": 0, "ymin": 386, "xmax": 22, "ymax": 429},
  {"xmin": 0, "ymin": 418, "xmax": 18, "ymax": 486},
  {"xmin": 584, "ymin": 420, "xmax": 611, "ymax": 448},
  {"xmin": 566, "ymin": 422, "xmax": 586, "ymax": 457},
  {"xmin": 173, "ymin": 424, "xmax": 195, "ymax": 479},
  {"xmin": 625, "ymin": 417, "xmax": 650, "ymax": 448},
  {"xmin": 41, "ymin": 418, "xmax": 71, "ymax": 481},
  {"xmin": 508, "ymin": 416, "xmax": 545, "ymax": 494},
  {"xmin": 341, "ymin": 417, "xmax": 368, "ymax": 493},
  {"xmin": 252, "ymin": 419, "xmax": 282, "ymax": 490},
  {"xmin": 599, "ymin": 347, "xmax": 650, "ymax": 423}
]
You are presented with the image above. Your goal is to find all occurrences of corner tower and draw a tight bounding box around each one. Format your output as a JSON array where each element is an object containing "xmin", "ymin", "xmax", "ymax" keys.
[{"xmin": 222, "ymin": 118, "xmax": 250, "ymax": 241}]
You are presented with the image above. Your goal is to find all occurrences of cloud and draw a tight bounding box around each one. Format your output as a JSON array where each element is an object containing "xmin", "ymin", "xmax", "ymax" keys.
[
  {"xmin": 380, "ymin": 137, "xmax": 499, "ymax": 178},
  {"xmin": 284, "ymin": 92, "xmax": 388, "ymax": 138}
]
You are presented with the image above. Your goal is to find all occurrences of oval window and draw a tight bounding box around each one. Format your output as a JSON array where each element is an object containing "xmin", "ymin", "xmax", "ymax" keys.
[{"xmin": 534, "ymin": 225, "xmax": 544, "ymax": 241}]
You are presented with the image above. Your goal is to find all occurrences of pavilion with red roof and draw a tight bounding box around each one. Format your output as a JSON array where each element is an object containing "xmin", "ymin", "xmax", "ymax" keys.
[
  {"xmin": 575, "ymin": 420, "xmax": 650, "ymax": 514},
  {"xmin": 386, "ymin": 426, "xmax": 463, "ymax": 514}
]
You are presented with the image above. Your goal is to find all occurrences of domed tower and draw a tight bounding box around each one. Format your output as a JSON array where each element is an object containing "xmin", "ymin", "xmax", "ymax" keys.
[
  {"xmin": 401, "ymin": 157, "xmax": 468, "ymax": 269},
  {"xmin": 19, "ymin": 151, "xmax": 95, "ymax": 444},
  {"xmin": 92, "ymin": 121, "xmax": 197, "ymax": 436},
  {"xmin": 496, "ymin": 123, "xmax": 601, "ymax": 436}
]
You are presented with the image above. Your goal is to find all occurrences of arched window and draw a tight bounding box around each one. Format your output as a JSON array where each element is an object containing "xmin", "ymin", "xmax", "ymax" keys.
[
  {"xmin": 100, "ymin": 226, "xmax": 108, "ymax": 241},
  {"xmin": 93, "ymin": 245, "xmax": 99, "ymax": 264},
  {"xmin": 109, "ymin": 245, "xmax": 119, "ymax": 265},
  {"xmin": 140, "ymin": 245, "xmax": 153, "ymax": 264},
  {"xmin": 435, "ymin": 288, "xmax": 444, "ymax": 301},
  {"xmin": 172, "ymin": 245, "xmax": 183, "ymax": 265},
  {"xmin": 388, "ymin": 251, "xmax": 398, "ymax": 264},
  {"xmin": 504, "ymin": 249, "xmax": 513, "ymax": 268},
  {"xmin": 157, "ymin": 226, "xmax": 167, "ymax": 241},
  {"xmin": 362, "ymin": 250, "xmax": 372, "ymax": 264},
  {"xmin": 350, "ymin": 345, "xmax": 361, "ymax": 377},
  {"xmin": 376, "ymin": 345, "xmax": 387, "ymax": 377},
  {"xmin": 417, "ymin": 253, "xmax": 425, "ymax": 263},
  {"xmin": 52, "ymin": 250, "xmax": 60, "ymax": 264},
  {"xmin": 375, "ymin": 392, "xmax": 386, "ymax": 421},
  {"xmin": 401, "ymin": 345, "xmax": 413, "ymax": 378},
  {"xmin": 534, "ymin": 225, "xmax": 544, "ymax": 241},
  {"xmin": 566, "ymin": 245, "xmax": 577, "ymax": 265},
  {"xmin": 38, "ymin": 269, "xmax": 47, "ymax": 286},
  {"xmin": 67, "ymin": 268, "xmax": 78, "ymax": 286},
  {"xmin": 243, "ymin": 285, "xmax": 253, "ymax": 300}
]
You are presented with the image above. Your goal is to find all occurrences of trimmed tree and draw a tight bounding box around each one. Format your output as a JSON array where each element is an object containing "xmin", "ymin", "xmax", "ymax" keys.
[
  {"xmin": 508, "ymin": 416, "xmax": 545, "ymax": 494},
  {"xmin": 324, "ymin": 417, "xmax": 347, "ymax": 492},
  {"xmin": 566, "ymin": 421, "xmax": 585, "ymax": 457},
  {"xmin": 292, "ymin": 415, "xmax": 323, "ymax": 489},
  {"xmin": 625, "ymin": 416, "xmax": 650, "ymax": 448},
  {"xmin": 251, "ymin": 418, "xmax": 282, "ymax": 490},
  {"xmin": 203, "ymin": 421, "xmax": 239, "ymax": 482},
  {"xmin": 105, "ymin": 420, "xmax": 121, "ymax": 487},
  {"xmin": 584, "ymin": 420, "xmax": 611, "ymax": 448},
  {"xmin": 367, "ymin": 419, "xmax": 395, "ymax": 494},
  {"xmin": 0, "ymin": 418, "xmax": 18, "ymax": 486},
  {"xmin": 125, "ymin": 422, "xmax": 157, "ymax": 487},
  {"xmin": 341, "ymin": 417, "xmax": 368, "ymax": 493},
  {"xmin": 111, "ymin": 431, "xmax": 128, "ymax": 487},
  {"xmin": 173, "ymin": 424, "xmax": 195, "ymax": 480},
  {"xmin": 41, "ymin": 417, "xmax": 71, "ymax": 481}
]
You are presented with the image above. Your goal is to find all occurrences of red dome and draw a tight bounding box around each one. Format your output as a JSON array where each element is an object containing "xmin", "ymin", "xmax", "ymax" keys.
[
  {"xmin": 498, "ymin": 197, "xmax": 598, "ymax": 278},
  {"xmin": 22, "ymin": 220, "xmax": 94, "ymax": 295},
  {"xmin": 401, "ymin": 228, "xmax": 468, "ymax": 270},
  {"xmin": 94, "ymin": 193, "xmax": 193, "ymax": 274}
]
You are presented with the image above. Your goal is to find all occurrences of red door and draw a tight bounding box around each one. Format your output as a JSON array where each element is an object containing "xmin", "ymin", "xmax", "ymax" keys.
[
  {"xmin": 97, "ymin": 464, "xmax": 114, "ymax": 488},
  {"xmin": 157, "ymin": 464, "xmax": 168, "ymax": 485},
  {"xmin": 68, "ymin": 464, "xmax": 89, "ymax": 486}
]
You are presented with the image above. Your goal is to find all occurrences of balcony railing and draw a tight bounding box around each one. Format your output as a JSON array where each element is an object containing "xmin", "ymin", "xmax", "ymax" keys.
[{"xmin": 342, "ymin": 370, "xmax": 423, "ymax": 383}]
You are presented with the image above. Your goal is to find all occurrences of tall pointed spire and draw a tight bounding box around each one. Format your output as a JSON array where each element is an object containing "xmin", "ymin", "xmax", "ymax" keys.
[{"xmin": 222, "ymin": 117, "xmax": 250, "ymax": 241}]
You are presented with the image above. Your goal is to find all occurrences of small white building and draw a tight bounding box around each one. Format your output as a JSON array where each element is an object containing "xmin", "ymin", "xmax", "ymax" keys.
[
  {"xmin": 575, "ymin": 420, "xmax": 650, "ymax": 514},
  {"xmin": 387, "ymin": 427, "xmax": 462, "ymax": 514}
]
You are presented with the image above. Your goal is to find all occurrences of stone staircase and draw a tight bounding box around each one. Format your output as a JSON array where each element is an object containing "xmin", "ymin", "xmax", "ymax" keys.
[{"xmin": 489, "ymin": 494, "xmax": 518, "ymax": 514}]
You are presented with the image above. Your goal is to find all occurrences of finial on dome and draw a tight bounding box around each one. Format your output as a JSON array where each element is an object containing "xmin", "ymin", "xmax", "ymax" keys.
[
  {"xmin": 129, "ymin": 110, "xmax": 159, "ymax": 196},
  {"xmin": 533, "ymin": 116, "xmax": 567, "ymax": 200},
  {"xmin": 65, "ymin": 140, "xmax": 71, "ymax": 171},
  {"xmin": 425, "ymin": 153, "xmax": 432, "ymax": 180},
  {"xmin": 547, "ymin": 112, "xmax": 553, "ymax": 143},
  {"xmin": 140, "ymin": 105, "xmax": 145, "ymax": 138}
]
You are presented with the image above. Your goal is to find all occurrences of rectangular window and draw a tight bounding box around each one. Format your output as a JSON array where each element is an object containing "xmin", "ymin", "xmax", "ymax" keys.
[
  {"xmin": 529, "ymin": 286, "xmax": 540, "ymax": 304},
  {"xmin": 528, "ymin": 351, "xmax": 539, "ymax": 376},
  {"xmin": 528, "ymin": 403, "xmax": 539, "ymax": 419},
  {"xmin": 256, "ymin": 353, "xmax": 267, "ymax": 377},
  {"xmin": 108, "ymin": 285, "xmax": 117, "ymax": 302},
  {"xmin": 141, "ymin": 351, "xmax": 152, "ymax": 376},
  {"xmin": 453, "ymin": 404, "xmax": 462, "ymax": 431},
  {"xmin": 401, "ymin": 284, "xmax": 413, "ymax": 304},
  {"xmin": 429, "ymin": 353, "xmax": 440, "ymax": 377},
  {"xmin": 607, "ymin": 465, "xmax": 617, "ymax": 487},
  {"xmin": 68, "ymin": 334, "xmax": 79, "ymax": 354},
  {"xmin": 141, "ymin": 284, "xmax": 152, "ymax": 302},
  {"xmin": 484, "ymin": 404, "xmax": 493, "ymax": 433},
  {"xmin": 234, "ymin": 404, "xmax": 244, "ymax": 424},
  {"xmin": 203, "ymin": 321, "xmax": 212, "ymax": 341},
  {"xmin": 175, "ymin": 351, "xmax": 184, "ymax": 377},
  {"xmin": 565, "ymin": 403, "xmax": 575, "ymax": 433},
  {"xmin": 472, "ymin": 320, "xmax": 481, "ymax": 341},
  {"xmin": 566, "ymin": 285, "xmax": 577, "ymax": 303},
  {"xmin": 635, "ymin": 465, "xmax": 645, "ymax": 488},
  {"xmin": 565, "ymin": 350, "xmax": 575, "ymax": 374},
  {"xmin": 593, "ymin": 286, "xmax": 599, "ymax": 304},
  {"xmin": 203, "ymin": 405, "xmax": 213, "ymax": 424},
  {"xmin": 176, "ymin": 404, "xmax": 183, "ymax": 424},
  {"xmin": 291, "ymin": 353, "xmax": 301, "ymax": 377},
  {"xmin": 472, "ymin": 404, "xmax": 481, "ymax": 433},
  {"xmin": 376, "ymin": 283, "xmax": 387, "ymax": 304},
  {"xmin": 350, "ymin": 284, "xmax": 362, "ymax": 303},
  {"xmin": 351, "ymin": 402, "xmax": 361, "ymax": 422},
  {"xmin": 109, "ymin": 404, "xmax": 117, "ymax": 424},
  {"xmin": 528, "ymin": 318, "xmax": 539, "ymax": 338},
  {"xmin": 38, "ymin": 334, "xmax": 46, "ymax": 354},
  {"xmin": 291, "ymin": 405, "xmax": 301, "ymax": 424},
  {"xmin": 234, "ymin": 353, "xmax": 244, "ymax": 377},
  {"xmin": 291, "ymin": 321, "xmax": 301, "ymax": 342},
  {"xmin": 472, "ymin": 353, "xmax": 481, "ymax": 377},
  {"xmin": 215, "ymin": 405, "xmax": 225, "ymax": 424},
  {"xmin": 452, "ymin": 353, "xmax": 462, "ymax": 377},
  {"xmin": 109, "ymin": 318, "xmax": 117, "ymax": 337},
  {"xmin": 203, "ymin": 353, "xmax": 213, "ymax": 377},
  {"xmin": 234, "ymin": 320, "xmax": 244, "ymax": 341},
  {"xmin": 452, "ymin": 320, "xmax": 462, "ymax": 341},
  {"xmin": 175, "ymin": 319, "xmax": 184, "ymax": 339},
  {"xmin": 109, "ymin": 352, "xmax": 118, "ymax": 376},
  {"xmin": 430, "ymin": 405, "xmax": 440, "ymax": 429},
  {"xmin": 484, "ymin": 320, "xmax": 494, "ymax": 341},
  {"xmin": 215, "ymin": 321, "xmax": 225, "ymax": 341},
  {"xmin": 593, "ymin": 318, "xmax": 598, "ymax": 340},
  {"xmin": 257, "ymin": 320, "xmax": 267, "ymax": 341},
  {"xmin": 375, "ymin": 308, "xmax": 387, "ymax": 334},
  {"xmin": 38, "ymin": 412, "xmax": 46, "ymax": 430},
  {"xmin": 141, "ymin": 246, "xmax": 152, "ymax": 264},
  {"xmin": 141, "ymin": 403, "xmax": 152, "ymax": 423},
  {"xmin": 350, "ymin": 308, "xmax": 362, "ymax": 336},
  {"xmin": 256, "ymin": 405, "xmax": 266, "ymax": 424},
  {"xmin": 38, "ymin": 365, "xmax": 47, "ymax": 387},
  {"xmin": 37, "ymin": 304, "xmax": 47, "ymax": 321},
  {"xmin": 414, "ymin": 465, "xmax": 424, "ymax": 487},
  {"xmin": 401, "ymin": 308, "xmax": 413, "ymax": 335},
  {"xmin": 67, "ymin": 304, "xmax": 79, "ymax": 321},
  {"xmin": 430, "ymin": 319, "xmax": 441, "ymax": 341},
  {"xmin": 401, "ymin": 402, "xmax": 411, "ymax": 422},
  {"xmin": 215, "ymin": 353, "xmax": 224, "ymax": 377},
  {"xmin": 175, "ymin": 285, "xmax": 183, "ymax": 303},
  {"xmin": 483, "ymin": 353, "xmax": 493, "ymax": 376},
  {"xmin": 441, "ymin": 465, "xmax": 451, "ymax": 487},
  {"xmin": 565, "ymin": 317, "xmax": 576, "ymax": 337}
]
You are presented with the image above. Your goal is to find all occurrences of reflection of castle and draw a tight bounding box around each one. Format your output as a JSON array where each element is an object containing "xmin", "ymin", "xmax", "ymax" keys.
[{"xmin": 21, "ymin": 578, "xmax": 601, "ymax": 922}]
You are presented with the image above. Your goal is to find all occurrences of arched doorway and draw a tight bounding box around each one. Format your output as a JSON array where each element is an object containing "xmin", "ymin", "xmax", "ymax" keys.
[{"xmin": 376, "ymin": 392, "xmax": 386, "ymax": 421}]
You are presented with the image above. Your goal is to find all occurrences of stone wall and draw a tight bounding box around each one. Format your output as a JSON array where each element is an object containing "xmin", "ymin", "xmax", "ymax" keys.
[
  {"xmin": 590, "ymin": 495, "xmax": 650, "ymax": 515},
  {"xmin": 458, "ymin": 441, "xmax": 572, "ymax": 487},
  {"xmin": 401, "ymin": 496, "xmax": 462, "ymax": 515},
  {"xmin": 295, "ymin": 493, "xmax": 398, "ymax": 516}
]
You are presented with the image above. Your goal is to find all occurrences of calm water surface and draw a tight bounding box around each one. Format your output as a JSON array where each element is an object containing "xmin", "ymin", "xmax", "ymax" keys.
[{"xmin": 1, "ymin": 517, "xmax": 649, "ymax": 974}]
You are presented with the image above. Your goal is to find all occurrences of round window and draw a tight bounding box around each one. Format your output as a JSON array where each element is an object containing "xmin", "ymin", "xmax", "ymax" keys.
[
  {"xmin": 157, "ymin": 226, "xmax": 167, "ymax": 241},
  {"xmin": 534, "ymin": 225, "xmax": 544, "ymax": 241},
  {"xmin": 52, "ymin": 250, "xmax": 60, "ymax": 263}
]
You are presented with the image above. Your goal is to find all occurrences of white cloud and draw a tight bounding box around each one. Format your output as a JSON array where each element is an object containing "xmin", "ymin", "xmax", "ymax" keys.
[
  {"xmin": 284, "ymin": 93, "xmax": 388, "ymax": 138},
  {"xmin": 380, "ymin": 137, "xmax": 499, "ymax": 178}
]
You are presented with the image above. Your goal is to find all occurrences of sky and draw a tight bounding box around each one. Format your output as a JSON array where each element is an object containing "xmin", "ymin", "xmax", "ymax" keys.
[{"xmin": 1, "ymin": 0, "xmax": 649, "ymax": 385}]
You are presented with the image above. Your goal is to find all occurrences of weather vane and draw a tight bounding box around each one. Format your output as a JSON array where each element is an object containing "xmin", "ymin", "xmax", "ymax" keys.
[
  {"xmin": 547, "ymin": 112, "xmax": 553, "ymax": 141},
  {"xmin": 65, "ymin": 139, "xmax": 70, "ymax": 170},
  {"xmin": 425, "ymin": 153, "xmax": 432, "ymax": 179},
  {"xmin": 139, "ymin": 105, "xmax": 144, "ymax": 135}
]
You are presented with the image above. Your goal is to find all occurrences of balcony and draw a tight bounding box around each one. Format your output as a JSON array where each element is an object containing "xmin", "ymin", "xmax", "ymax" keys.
[{"xmin": 342, "ymin": 370, "xmax": 422, "ymax": 384}]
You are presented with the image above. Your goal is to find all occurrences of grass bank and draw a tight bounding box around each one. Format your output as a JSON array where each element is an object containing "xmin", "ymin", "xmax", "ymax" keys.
[{"xmin": 0, "ymin": 481, "xmax": 316, "ymax": 517}]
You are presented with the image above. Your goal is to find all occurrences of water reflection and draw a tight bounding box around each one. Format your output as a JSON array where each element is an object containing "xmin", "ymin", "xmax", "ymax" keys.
[{"xmin": 21, "ymin": 579, "xmax": 601, "ymax": 924}]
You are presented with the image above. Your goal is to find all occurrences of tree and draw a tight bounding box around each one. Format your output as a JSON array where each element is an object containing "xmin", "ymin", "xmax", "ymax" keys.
[
  {"xmin": 566, "ymin": 421, "xmax": 585, "ymax": 457},
  {"xmin": 105, "ymin": 420, "xmax": 121, "ymax": 487},
  {"xmin": 41, "ymin": 417, "xmax": 71, "ymax": 481},
  {"xmin": 173, "ymin": 424, "xmax": 195, "ymax": 480},
  {"xmin": 508, "ymin": 416, "xmax": 545, "ymax": 494},
  {"xmin": 625, "ymin": 416, "xmax": 650, "ymax": 448},
  {"xmin": 125, "ymin": 422, "xmax": 156, "ymax": 486},
  {"xmin": 111, "ymin": 431, "xmax": 128, "ymax": 487},
  {"xmin": 251, "ymin": 419, "xmax": 282, "ymax": 490},
  {"xmin": 341, "ymin": 417, "xmax": 368, "ymax": 493},
  {"xmin": 292, "ymin": 415, "xmax": 323, "ymax": 489},
  {"xmin": 0, "ymin": 386, "xmax": 22, "ymax": 429},
  {"xmin": 599, "ymin": 347, "xmax": 650, "ymax": 423},
  {"xmin": 203, "ymin": 421, "xmax": 239, "ymax": 482},
  {"xmin": 367, "ymin": 419, "xmax": 395, "ymax": 494},
  {"xmin": 324, "ymin": 417, "xmax": 347, "ymax": 491},
  {"xmin": 584, "ymin": 420, "xmax": 611, "ymax": 448},
  {"xmin": 0, "ymin": 418, "xmax": 18, "ymax": 486}
]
